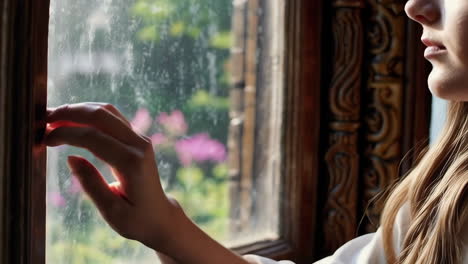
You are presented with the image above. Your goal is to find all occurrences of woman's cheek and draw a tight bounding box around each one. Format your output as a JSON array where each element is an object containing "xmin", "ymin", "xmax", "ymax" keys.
[{"xmin": 453, "ymin": 13, "xmax": 468, "ymax": 65}]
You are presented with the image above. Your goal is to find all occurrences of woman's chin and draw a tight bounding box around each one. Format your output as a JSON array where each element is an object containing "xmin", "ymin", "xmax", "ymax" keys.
[{"xmin": 427, "ymin": 70, "xmax": 465, "ymax": 101}]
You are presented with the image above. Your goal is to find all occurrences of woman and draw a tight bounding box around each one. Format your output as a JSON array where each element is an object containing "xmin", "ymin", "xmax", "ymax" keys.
[{"xmin": 44, "ymin": 0, "xmax": 468, "ymax": 262}]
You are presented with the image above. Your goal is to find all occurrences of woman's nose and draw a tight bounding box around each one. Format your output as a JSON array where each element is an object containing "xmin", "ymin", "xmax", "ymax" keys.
[{"xmin": 405, "ymin": 0, "xmax": 440, "ymax": 25}]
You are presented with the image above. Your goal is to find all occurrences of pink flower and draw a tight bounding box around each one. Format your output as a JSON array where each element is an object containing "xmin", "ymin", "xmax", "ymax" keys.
[
  {"xmin": 150, "ymin": 133, "xmax": 168, "ymax": 147},
  {"xmin": 131, "ymin": 108, "xmax": 152, "ymax": 134},
  {"xmin": 49, "ymin": 191, "xmax": 66, "ymax": 208},
  {"xmin": 157, "ymin": 110, "xmax": 188, "ymax": 136},
  {"xmin": 175, "ymin": 133, "xmax": 227, "ymax": 166}
]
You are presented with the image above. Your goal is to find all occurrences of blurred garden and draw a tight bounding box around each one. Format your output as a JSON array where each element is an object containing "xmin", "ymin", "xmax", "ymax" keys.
[{"xmin": 47, "ymin": 0, "xmax": 235, "ymax": 262}]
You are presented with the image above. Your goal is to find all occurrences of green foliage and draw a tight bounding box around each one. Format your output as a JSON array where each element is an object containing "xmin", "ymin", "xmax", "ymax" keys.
[
  {"xmin": 131, "ymin": 0, "xmax": 231, "ymax": 42},
  {"xmin": 172, "ymin": 165, "xmax": 229, "ymax": 240},
  {"xmin": 132, "ymin": 0, "xmax": 174, "ymax": 22},
  {"xmin": 47, "ymin": 199, "xmax": 152, "ymax": 263},
  {"xmin": 177, "ymin": 167, "xmax": 204, "ymax": 189},
  {"xmin": 213, "ymin": 163, "xmax": 229, "ymax": 180},
  {"xmin": 210, "ymin": 31, "xmax": 233, "ymax": 49},
  {"xmin": 189, "ymin": 90, "xmax": 230, "ymax": 110},
  {"xmin": 49, "ymin": 242, "xmax": 114, "ymax": 264},
  {"xmin": 137, "ymin": 25, "xmax": 159, "ymax": 42}
]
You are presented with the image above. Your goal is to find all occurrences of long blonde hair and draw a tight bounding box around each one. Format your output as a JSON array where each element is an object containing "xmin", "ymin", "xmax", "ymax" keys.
[{"xmin": 381, "ymin": 101, "xmax": 468, "ymax": 263}]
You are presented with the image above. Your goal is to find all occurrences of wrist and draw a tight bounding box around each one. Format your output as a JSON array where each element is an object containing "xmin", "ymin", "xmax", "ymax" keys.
[
  {"xmin": 141, "ymin": 196, "xmax": 186, "ymax": 252},
  {"xmin": 144, "ymin": 196, "xmax": 248, "ymax": 264}
]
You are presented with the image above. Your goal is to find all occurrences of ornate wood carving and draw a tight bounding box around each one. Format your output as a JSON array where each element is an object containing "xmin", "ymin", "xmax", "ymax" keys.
[
  {"xmin": 360, "ymin": 0, "xmax": 406, "ymax": 233},
  {"xmin": 321, "ymin": 0, "xmax": 365, "ymax": 253}
]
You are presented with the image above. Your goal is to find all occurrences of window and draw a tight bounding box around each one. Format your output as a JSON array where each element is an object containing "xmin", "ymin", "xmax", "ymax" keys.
[
  {"xmin": 430, "ymin": 96, "xmax": 447, "ymax": 145},
  {"xmin": 46, "ymin": 0, "xmax": 286, "ymax": 262},
  {"xmin": 0, "ymin": 0, "xmax": 321, "ymax": 263}
]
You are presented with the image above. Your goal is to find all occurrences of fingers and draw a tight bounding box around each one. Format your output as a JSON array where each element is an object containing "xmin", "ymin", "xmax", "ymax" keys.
[
  {"xmin": 109, "ymin": 181, "xmax": 133, "ymax": 205},
  {"xmin": 48, "ymin": 103, "xmax": 131, "ymax": 127},
  {"xmin": 47, "ymin": 103, "xmax": 144, "ymax": 147},
  {"xmin": 67, "ymin": 156, "xmax": 130, "ymax": 219},
  {"xmin": 86, "ymin": 102, "xmax": 132, "ymax": 127},
  {"xmin": 46, "ymin": 126, "xmax": 144, "ymax": 178}
]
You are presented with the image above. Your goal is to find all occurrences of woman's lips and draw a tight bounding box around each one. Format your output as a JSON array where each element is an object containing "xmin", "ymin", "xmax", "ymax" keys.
[
  {"xmin": 421, "ymin": 38, "xmax": 446, "ymax": 59},
  {"xmin": 424, "ymin": 46, "xmax": 447, "ymax": 59}
]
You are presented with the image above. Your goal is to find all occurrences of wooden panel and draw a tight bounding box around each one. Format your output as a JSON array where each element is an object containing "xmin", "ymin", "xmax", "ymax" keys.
[
  {"xmin": 359, "ymin": 0, "xmax": 407, "ymax": 234},
  {"xmin": 317, "ymin": 0, "xmax": 431, "ymax": 257},
  {"xmin": 0, "ymin": 0, "xmax": 9, "ymax": 261},
  {"xmin": 30, "ymin": 0, "xmax": 49, "ymax": 260},
  {"xmin": 281, "ymin": 0, "xmax": 323, "ymax": 261},
  {"xmin": 320, "ymin": 0, "xmax": 365, "ymax": 255}
]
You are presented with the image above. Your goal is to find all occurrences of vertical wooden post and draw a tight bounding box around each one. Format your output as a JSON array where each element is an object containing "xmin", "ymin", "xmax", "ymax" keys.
[
  {"xmin": 228, "ymin": 0, "xmax": 247, "ymax": 236},
  {"xmin": 227, "ymin": 0, "xmax": 260, "ymax": 236},
  {"xmin": 0, "ymin": 0, "xmax": 48, "ymax": 263},
  {"xmin": 320, "ymin": 0, "xmax": 365, "ymax": 255}
]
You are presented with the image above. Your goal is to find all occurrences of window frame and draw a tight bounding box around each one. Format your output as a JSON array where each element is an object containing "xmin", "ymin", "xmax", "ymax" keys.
[
  {"xmin": 233, "ymin": 0, "xmax": 322, "ymax": 262},
  {"xmin": 0, "ymin": 0, "xmax": 49, "ymax": 263},
  {"xmin": 0, "ymin": 0, "xmax": 322, "ymax": 263}
]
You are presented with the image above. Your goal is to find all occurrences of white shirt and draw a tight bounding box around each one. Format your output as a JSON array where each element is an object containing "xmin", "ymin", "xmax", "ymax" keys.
[{"xmin": 243, "ymin": 203, "xmax": 468, "ymax": 263}]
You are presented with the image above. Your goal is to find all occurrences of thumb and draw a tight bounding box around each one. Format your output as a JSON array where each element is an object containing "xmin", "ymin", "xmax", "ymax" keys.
[{"xmin": 67, "ymin": 156, "xmax": 119, "ymax": 214}]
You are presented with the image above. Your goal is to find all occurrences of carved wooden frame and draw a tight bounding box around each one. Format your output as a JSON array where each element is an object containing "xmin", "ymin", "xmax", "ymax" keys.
[{"xmin": 317, "ymin": 0, "xmax": 431, "ymax": 257}]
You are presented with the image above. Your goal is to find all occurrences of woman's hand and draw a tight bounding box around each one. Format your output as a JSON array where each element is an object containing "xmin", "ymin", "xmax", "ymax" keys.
[
  {"xmin": 46, "ymin": 102, "xmax": 178, "ymax": 249},
  {"xmin": 45, "ymin": 102, "xmax": 250, "ymax": 264}
]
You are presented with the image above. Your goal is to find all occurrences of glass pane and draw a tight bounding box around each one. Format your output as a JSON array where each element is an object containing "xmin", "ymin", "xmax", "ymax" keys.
[{"xmin": 47, "ymin": 0, "xmax": 283, "ymax": 262}]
